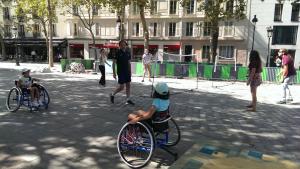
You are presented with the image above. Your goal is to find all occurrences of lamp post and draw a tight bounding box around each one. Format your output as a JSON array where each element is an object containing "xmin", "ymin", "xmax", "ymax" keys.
[
  {"xmin": 266, "ymin": 26, "xmax": 273, "ymax": 67},
  {"xmin": 116, "ymin": 15, "xmax": 121, "ymax": 41},
  {"xmin": 11, "ymin": 26, "xmax": 20, "ymax": 66},
  {"xmin": 251, "ymin": 15, "xmax": 258, "ymax": 51}
]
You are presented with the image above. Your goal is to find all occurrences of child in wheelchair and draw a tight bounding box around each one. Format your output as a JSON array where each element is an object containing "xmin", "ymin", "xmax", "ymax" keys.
[
  {"xmin": 17, "ymin": 68, "xmax": 41, "ymax": 107},
  {"xmin": 128, "ymin": 82, "xmax": 170, "ymax": 132}
]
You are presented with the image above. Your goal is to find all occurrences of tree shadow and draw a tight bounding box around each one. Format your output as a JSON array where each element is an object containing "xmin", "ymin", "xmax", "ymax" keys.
[{"xmin": 0, "ymin": 69, "xmax": 300, "ymax": 168}]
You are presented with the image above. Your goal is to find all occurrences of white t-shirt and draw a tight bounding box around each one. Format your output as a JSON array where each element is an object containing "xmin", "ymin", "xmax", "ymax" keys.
[{"xmin": 142, "ymin": 53, "xmax": 152, "ymax": 65}]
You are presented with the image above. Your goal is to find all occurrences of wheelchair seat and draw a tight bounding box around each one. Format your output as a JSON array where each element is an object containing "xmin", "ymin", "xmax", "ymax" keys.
[{"xmin": 151, "ymin": 109, "xmax": 171, "ymax": 133}]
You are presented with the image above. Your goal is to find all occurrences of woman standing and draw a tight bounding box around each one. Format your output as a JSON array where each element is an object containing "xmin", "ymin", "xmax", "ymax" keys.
[
  {"xmin": 142, "ymin": 49, "xmax": 152, "ymax": 82},
  {"xmin": 98, "ymin": 48, "xmax": 107, "ymax": 86},
  {"xmin": 246, "ymin": 50, "xmax": 262, "ymax": 112}
]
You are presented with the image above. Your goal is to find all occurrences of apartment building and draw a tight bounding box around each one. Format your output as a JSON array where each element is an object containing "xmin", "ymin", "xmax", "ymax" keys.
[
  {"xmin": 2, "ymin": 0, "xmax": 249, "ymax": 64},
  {"xmin": 248, "ymin": 0, "xmax": 300, "ymax": 68}
]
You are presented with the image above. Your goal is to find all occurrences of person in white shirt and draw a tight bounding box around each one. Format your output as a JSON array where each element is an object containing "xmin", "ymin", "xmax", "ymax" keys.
[
  {"xmin": 142, "ymin": 49, "xmax": 152, "ymax": 82},
  {"xmin": 98, "ymin": 48, "xmax": 107, "ymax": 86}
]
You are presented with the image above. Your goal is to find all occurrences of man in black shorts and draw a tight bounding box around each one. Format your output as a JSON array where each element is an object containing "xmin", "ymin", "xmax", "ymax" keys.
[{"xmin": 110, "ymin": 40, "xmax": 134, "ymax": 105}]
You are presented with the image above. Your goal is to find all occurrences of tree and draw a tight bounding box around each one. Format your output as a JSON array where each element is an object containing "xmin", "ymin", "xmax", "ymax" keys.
[
  {"xmin": 16, "ymin": 0, "xmax": 57, "ymax": 67},
  {"xmin": 61, "ymin": 0, "xmax": 106, "ymax": 61},
  {"xmin": 182, "ymin": 0, "xmax": 246, "ymax": 63}
]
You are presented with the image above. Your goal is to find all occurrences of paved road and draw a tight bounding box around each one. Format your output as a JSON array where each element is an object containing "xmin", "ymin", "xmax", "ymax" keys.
[{"xmin": 0, "ymin": 65, "xmax": 300, "ymax": 169}]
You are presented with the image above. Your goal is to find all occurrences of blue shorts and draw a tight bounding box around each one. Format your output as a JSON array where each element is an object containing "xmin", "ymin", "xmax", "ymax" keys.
[{"xmin": 118, "ymin": 74, "xmax": 131, "ymax": 84}]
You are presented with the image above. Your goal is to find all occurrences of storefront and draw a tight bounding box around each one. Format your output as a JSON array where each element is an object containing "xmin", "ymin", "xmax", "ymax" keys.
[
  {"xmin": 163, "ymin": 44, "xmax": 180, "ymax": 62},
  {"xmin": 69, "ymin": 44, "xmax": 84, "ymax": 59},
  {"xmin": 132, "ymin": 45, "xmax": 158, "ymax": 61}
]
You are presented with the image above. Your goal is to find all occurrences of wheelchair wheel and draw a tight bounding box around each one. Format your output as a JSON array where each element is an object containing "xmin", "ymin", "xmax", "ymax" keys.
[
  {"xmin": 6, "ymin": 87, "xmax": 21, "ymax": 112},
  {"xmin": 164, "ymin": 118, "xmax": 181, "ymax": 147},
  {"xmin": 39, "ymin": 85, "xmax": 50, "ymax": 108},
  {"xmin": 117, "ymin": 122, "xmax": 155, "ymax": 168}
]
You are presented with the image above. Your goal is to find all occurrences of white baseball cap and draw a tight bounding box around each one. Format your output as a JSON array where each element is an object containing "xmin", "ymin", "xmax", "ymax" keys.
[
  {"xmin": 21, "ymin": 68, "xmax": 30, "ymax": 73},
  {"xmin": 154, "ymin": 82, "xmax": 169, "ymax": 95}
]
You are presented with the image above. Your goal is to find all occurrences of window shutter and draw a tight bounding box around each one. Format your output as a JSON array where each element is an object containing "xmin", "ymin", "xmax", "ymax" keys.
[
  {"xmin": 182, "ymin": 22, "xmax": 186, "ymax": 36},
  {"xmin": 165, "ymin": 23, "xmax": 169, "ymax": 37},
  {"xmin": 176, "ymin": 22, "xmax": 180, "ymax": 36},
  {"xmin": 139, "ymin": 23, "xmax": 143, "ymax": 37},
  {"xmin": 193, "ymin": 22, "xmax": 198, "ymax": 37},
  {"xmin": 132, "ymin": 23, "xmax": 136, "ymax": 36},
  {"xmin": 149, "ymin": 23, "xmax": 153, "ymax": 37},
  {"xmin": 92, "ymin": 24, "xmax": 96, "ymax": 35},
  {"xmin": 157, "ymin": 22, "xmax": 161, "ymax": 37}
]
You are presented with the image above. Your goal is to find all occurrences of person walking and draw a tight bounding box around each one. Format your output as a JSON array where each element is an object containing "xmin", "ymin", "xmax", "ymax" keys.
[
  {"xmin": 142, "ymin": 49, "xmax": 152, "ymax": 82},
  {"xmin": 98, "ymin": 48, "xmax": 107, "ymax": 86},
  {"xmin": 110, "ymin": 40, "xmax": 134, "ymax": 105},
  {"xmin": 277, "ymin": 49, "xmax": 296, "ymax": 104},
  {"xmin": 246, "ymin": 50, "xmax": 262, "ymax": 112}
]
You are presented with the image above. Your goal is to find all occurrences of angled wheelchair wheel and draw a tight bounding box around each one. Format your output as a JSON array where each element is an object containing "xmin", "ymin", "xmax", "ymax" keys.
[
  {"xmin": 164, "ymin": 118, "xmax": 181, "ymax": 147},
  {"xmin": 6, "ymin": 87, "xmax": 21, "ymax": 112},
  {"xmin": 117, "ymin": 122, "xmax": 155, "ymax": 168},
  {"xmin": 39, "ymin": 85, "xmax": 50, "ymax": 108}
]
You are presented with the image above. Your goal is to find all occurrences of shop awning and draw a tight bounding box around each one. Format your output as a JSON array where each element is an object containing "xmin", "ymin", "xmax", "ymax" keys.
[
  {"xmin": 4, "ymin": 38, "xmax": 67, "ymax": 47},
  {"xmin": 103, "ymin": 43, "xmax": 119, "ymax": 48},
  {"xmin": 132, "ymin": 45, "xmax": 159, "ymax": 49},
  {"xmin": 69, "ymin": 44, "xmax": 84, "ymax": 48},
  {"xmin": 164, "ymin": 45, "xmax": 180, "ymax": 50},
  {"xmin": 89, "ymin": 44, "xmax": 104, "ymax": 48}
]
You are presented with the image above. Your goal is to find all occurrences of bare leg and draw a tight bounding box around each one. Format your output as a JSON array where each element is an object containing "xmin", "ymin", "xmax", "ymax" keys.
[
  {"xmin": 147, "ymin": 64, "xmax": 151, "ymax": 81},
  {"xmin": 112, "ymin": 84, "xmax": 124, "ymax": 96},
  {"xmin": 142, "ymin": 64, "xmax": 146, "ymax": 81},
  {"xmin": 250, "ymin": 86, "xmax": 257, "ymax": 111},
  {"xmin": 29, "ymin": 88, "xmax": 35, "ymax": 102},
  {"xmin": 126, "ymin": 82, "xmax": 131, "ymax": 99}
]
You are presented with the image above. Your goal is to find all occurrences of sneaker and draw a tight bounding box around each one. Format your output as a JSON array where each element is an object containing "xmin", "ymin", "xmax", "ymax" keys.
[
  {"xmin": 110, "ymin": 94, "xmax": 114, "ymax": 104},
  {"xmin": 277, "ymin": 100, "xmax": 286, "ymax": 104},
  {"xmin": 126, "ymin": 100, "xmax": 135, "ymax": 105},
  {"xmin": 141, "ymin": 79, "xmax": 144, "ymax": 82},
  {"xmin": 287, "ymin": 98, "xmax": 293, "ymax": 102}
]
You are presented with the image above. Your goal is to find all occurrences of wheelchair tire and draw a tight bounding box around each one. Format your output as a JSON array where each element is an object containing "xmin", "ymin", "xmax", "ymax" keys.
[
  {"xmin": 117, "ymin": 122, "xmax": 155, "ymax": 168},
  {"xmin": 164, "ymin": 118, "xmax": 181, "ymax": 147},
  {"xmin": 39, "ymin": 85, "xmax": 50, "ymax": 108},
  {"xmin": 6, "ymin": 87, "xmax": 21, "ymax": 112}
]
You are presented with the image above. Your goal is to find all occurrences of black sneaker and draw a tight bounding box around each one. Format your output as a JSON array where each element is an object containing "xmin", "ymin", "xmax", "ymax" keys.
[
  {"xmin": 110, "ymin": 94, "xmax": 114, "ymax": 104},
  {"xmin": 126, "ymin": 100, "xmax": 135, "ymax": 105},
  {"xmin": 287, "ymin": 98, "xmax": 293, "ymax": 102},
  {"xmin": 277, "ymin": 100, "xmax": 286, "ymax": 104}
]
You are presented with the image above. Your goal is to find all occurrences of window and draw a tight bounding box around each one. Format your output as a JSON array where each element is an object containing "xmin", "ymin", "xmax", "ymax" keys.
[
  {"xmin": 132, "ymin": 22, "xmax": 139, "ymax": 36},
  {"xmin": 203, "ymin": 22, "xmax": 211, "ymax": 36},
  {"xmin": 18, "ymin": 25, "xmax": 25, "ymax": 37},
  {"xmin": 4, "ymin": 25, "xmax": 11, "ymax": 37},
  {"xmin": 186, "ymin": 22, "xmax": 193, "ymax": 36},
  {"xmin": 219, "ymin": 46, "xmax": 234, "ymax": 58},
  {"xmin": 272, "ymin": 26, "xmax": 298, "ymax": 45},
  {"xmin": 96, "ymin": 23, "xmax": 100, "ymax": 36},
  {"xmin": 33, "ymin": 24, "xmax": 40, "ymax": 37},
  {"xmin": 92, "ymin": 6, "xmax": 99, "ymax": 15},
  {"xmin": 224, "ymin": 21, "xmax": 233, "ymax": 36},
  {"xmin": 226, "ymin": 0, "xmax": 234, "ymax": 14},
  {"xmin": 186, "ymin": 0, "xmax": 194, "ymax": 14},
  {"xmin": 72, "ymin": 5, "xmax": 78, "ymax": 15},
  {"xmin": 274, "ymin": 4, "xmax": 283, "ymax": 21},
  {"xmin": 151, "ymin": 0, "xmax": 158, "ymax": 14},
  {"xmin": 133, "ymin": 2, "xmax": 139, "ymax": 15},
  {"xmin": 202, "ymin": 45, "xmax": 210, "ymax": 59},
  {"xmin": 73, "ymin": 23, "xmax": 78, "ymax": 36},
  {"xmin": 52, "ymin": 24, "xmax": 57, "ymax": 37},
  {"xmin": 100, "ymin": 26, "xmax": 116, "ymax": 36},
  {"xmin": 150, "ymin": 22, "xmax": 158, "ymax": 37},
  {"xmin": 169, "ymin": 22, "xmax": 176, "ymax": 36},
  {"xmin": 170, "ymin": 0, "xmax": 177, "ymax": 14},
  {"xmin": 291, "ymin": 3, "xmax": 300, "ymax": 22},
  {"xmin": 3, "ymin": 7, "xmax": 10, "ymax": 20}
]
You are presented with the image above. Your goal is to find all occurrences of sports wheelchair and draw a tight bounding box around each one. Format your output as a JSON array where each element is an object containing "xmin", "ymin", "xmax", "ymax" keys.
[
  {"xmin": 117, "ymin": 110, "xmax": 180, "ymax": 168},
  {"xmin": 6, "ymin": 80, "xmax": 50, "ymax": 112}
]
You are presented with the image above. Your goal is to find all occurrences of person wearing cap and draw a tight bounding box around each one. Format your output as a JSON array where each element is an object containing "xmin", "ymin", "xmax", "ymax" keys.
[
  {"xmin": 142, "ymin": 49, "xmax": 152, "ymax": 82},
  {"xmin": 277, "ymin": 49, "xmax": 296, "ymax": 104},
  {"xmin": 18, "ymin": 68, "xmax": 41, "ymax": 107},
  {"xmin": 110, "ymin": 40, "xmax": 134, "ymax": 105},
  {"xmin": 128, "ymin": 82, "xmax": 170, "ymax": 124}
]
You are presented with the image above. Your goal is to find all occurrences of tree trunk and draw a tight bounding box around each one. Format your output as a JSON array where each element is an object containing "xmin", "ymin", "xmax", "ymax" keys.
[
  {"xmin": 47, "ymin": 0, "xmax": 54, "ymax": 67},
  {"xmin": 41, "ymin": 21, "xmax": 49, "ymax": 63},
  {"xmin": 210, "ymin": 21, "xmax": 219, "ymax": 63},
  {"xmin": 0, "ymin": 34, "xmax": 7, "ymax": 60},
  {"xmin": 88, "ymin": 28, "xmax": 97, "ymax": 61},
  {"xmin": 120, "ymin": 6, "xmax": 125, "ymax": 40},
  {"xmin": 139, "ymin": 5, "xmax": 149, "ymax": 50}
]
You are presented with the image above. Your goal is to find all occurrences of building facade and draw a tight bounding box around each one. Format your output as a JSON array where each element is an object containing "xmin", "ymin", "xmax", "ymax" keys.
[
  {"xmin": 248, "ymin": 0, "xmax": 300, "ymax": 68},
  {"xmin": 2, "ymin": 0, "xmax": 250, "ymax": 65}
]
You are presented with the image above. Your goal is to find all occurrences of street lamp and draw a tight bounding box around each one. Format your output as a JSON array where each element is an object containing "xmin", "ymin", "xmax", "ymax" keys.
[
  {"xmin": 116, "ymin": 15, "xmax": 121, "ymax": 40},
  {"xmin": 11, "ymin": 26, "xmax": 20, "ymax": 66},
  {"xmin": 251, "ymin": 15, "xmax": 258, "ymax": 51},
  {"xmin": 266, "ymin": 26, "xmax": 273, "ymax": 67}
]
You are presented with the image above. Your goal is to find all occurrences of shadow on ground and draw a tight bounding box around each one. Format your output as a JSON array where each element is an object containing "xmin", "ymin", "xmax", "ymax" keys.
[{"xmin": 0, "ymin": 69, "xmax": 299, "ymax": 168}]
